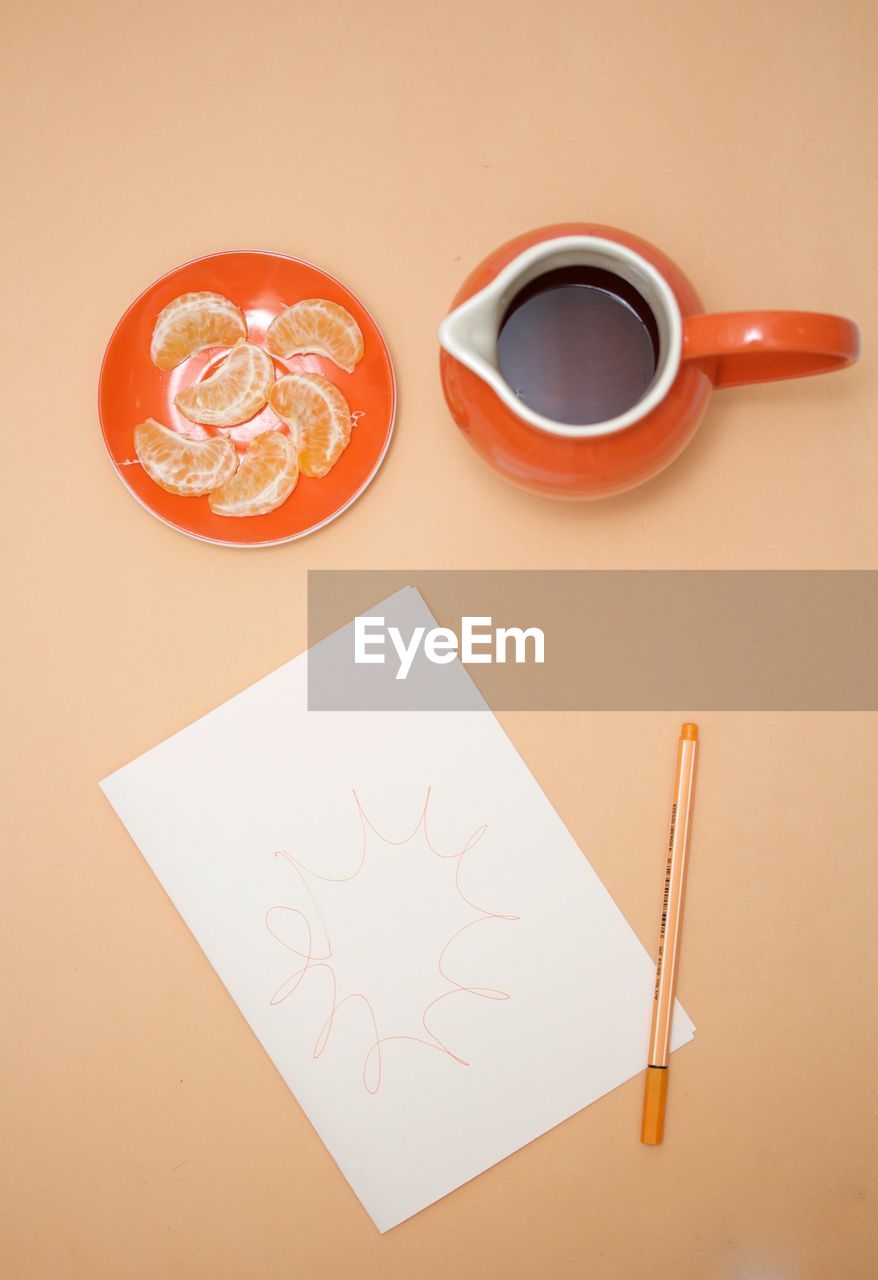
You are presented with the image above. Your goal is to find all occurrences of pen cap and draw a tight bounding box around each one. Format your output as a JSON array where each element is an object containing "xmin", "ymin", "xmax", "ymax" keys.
[{"xmin": 640, "ymin": 1066, "xmax": 668, "ymax": 1145}]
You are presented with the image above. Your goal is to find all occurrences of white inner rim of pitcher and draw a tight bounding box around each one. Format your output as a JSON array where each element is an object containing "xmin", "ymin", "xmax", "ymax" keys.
[{"xmin": 439, "ymin": 236, "xmax": 683, "ymax": 439}]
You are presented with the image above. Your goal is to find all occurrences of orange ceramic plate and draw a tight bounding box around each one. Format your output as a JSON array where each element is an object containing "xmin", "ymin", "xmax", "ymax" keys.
[{"xmin": 99, "ymin": 251, "xmax": 395, "ymax": 546}]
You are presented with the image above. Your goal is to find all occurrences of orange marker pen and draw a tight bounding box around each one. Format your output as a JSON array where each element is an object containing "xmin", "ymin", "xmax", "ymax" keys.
[{"xmin": 641, "ymin": 722, "xmax": 699, "ymax": 1145}]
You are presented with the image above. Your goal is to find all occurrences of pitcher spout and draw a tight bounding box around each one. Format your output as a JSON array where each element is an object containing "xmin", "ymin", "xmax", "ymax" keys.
[{"xmin": 438, "ymin": 281, "xmax": 504, "ymax": 384}]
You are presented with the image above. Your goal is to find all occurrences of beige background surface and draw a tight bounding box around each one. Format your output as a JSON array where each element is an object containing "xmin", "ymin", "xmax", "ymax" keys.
[{"xmin": 2, "ymin": 1, "xmax": 876, "ymax": 1276}]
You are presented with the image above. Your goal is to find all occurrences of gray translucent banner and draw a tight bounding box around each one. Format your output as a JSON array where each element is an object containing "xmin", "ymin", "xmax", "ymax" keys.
[{"xmin": 307, "ymin": 571, "xmax": 877, "ymax": 711}]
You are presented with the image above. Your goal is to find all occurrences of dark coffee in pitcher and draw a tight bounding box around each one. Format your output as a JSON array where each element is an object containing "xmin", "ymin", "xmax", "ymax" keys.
[{"xmin": 496, "ymin": 266, "xmax": 660, "ymax": 425}]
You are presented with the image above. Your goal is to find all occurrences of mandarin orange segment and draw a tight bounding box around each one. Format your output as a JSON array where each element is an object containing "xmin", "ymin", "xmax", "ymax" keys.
[
  {"xmin": 208, "ymin": 430, "xmax": 298, "ymax": 517},
  {"xmin": 265, "ymin": 299, "xmax": 364, "ymax": 373},
  {"xmin": 150, "ymin": 292, "xmax": 247, "ymax": 371},
  {"xmin": 268, "ymin": 372, "xmax": 353, "ymax": 478},
  {"xmin": 174, "ymin": 342, "xmax": 275, "ymax": 427},
  {"xmin": 134, "ymin": 418, "xmax": 238, "ymax": 497}
]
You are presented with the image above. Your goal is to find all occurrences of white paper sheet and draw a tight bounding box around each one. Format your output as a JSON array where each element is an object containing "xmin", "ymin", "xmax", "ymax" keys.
[{"xmin": 100, "ymin": 587, "xmax": 694, "ymax": 1232}]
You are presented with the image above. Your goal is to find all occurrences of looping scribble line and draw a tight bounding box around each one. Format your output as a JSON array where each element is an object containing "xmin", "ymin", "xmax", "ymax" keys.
[{"xmin": 265, "ymin": 787, "xmax": 518, "ymax": 1093}]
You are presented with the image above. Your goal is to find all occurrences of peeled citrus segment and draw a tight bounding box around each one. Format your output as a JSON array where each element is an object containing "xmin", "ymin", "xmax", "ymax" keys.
[
  {"xmin": 269, "ymin": 372, "xmax": 353, "ymax": 478},
  {"xmin": 209, "ymin": 430, "xmax": 298, "ymax": 517},
  {"xmin": 134, "ymin": 418, "xmax": 238, "ymax": 497},
  {"xmin": 174, "ymin": 342, "xmax": 275, "ymax": 428},
  {"xmin": 265, "ymin": 299, "xmax": 364, "ymax": 373},
  {"xmin": 150, "ymin": 292, "xmax": 247, "ymax": 371}
]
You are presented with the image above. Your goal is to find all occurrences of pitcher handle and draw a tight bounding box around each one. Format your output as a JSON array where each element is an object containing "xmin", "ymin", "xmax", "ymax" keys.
[{"xmin": 682, "ymin": 311, "xmax": 860, "ymax": 388}]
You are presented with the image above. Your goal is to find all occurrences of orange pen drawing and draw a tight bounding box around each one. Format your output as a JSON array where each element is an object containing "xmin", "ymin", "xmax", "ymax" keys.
[{"xmin": 265, "ymin": 787, "xmax": 519, "ymax": 1093}]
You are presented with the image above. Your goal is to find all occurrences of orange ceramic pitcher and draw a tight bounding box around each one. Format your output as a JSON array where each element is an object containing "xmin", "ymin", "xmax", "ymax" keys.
[{"xmin": 439, "ymin": 224, "xmax": 859, "ymax": 498}]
